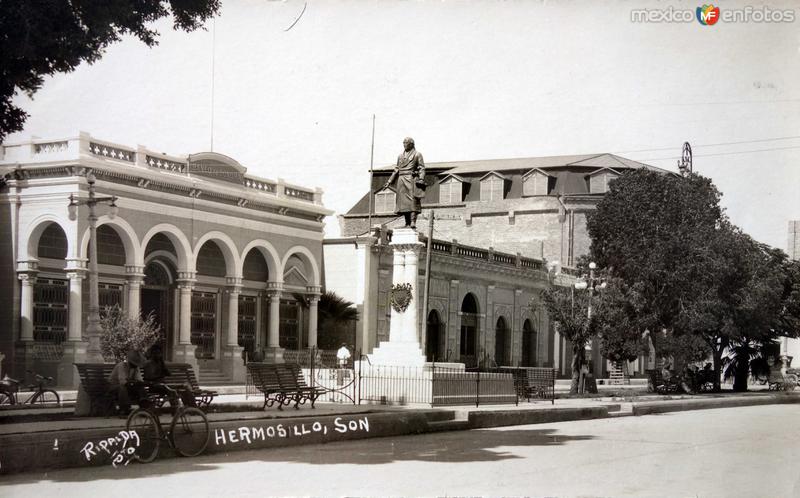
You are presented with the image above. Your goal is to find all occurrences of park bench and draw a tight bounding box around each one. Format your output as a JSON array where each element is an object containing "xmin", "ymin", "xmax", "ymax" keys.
[
  {"xmin": 500, "ymin": 367, "xmax": 555, "ymax": 404},
  {"xmin": 646, "ymin": 369, "xmax": 680, "ymax": 394},
  {"xmin": 75, "ymin": 362, "xmax": 216, "ymax": 416},
  {"xmin": 766, "ymin": 369, "xmax": 798, "ymax": 391},
  {"xmin": 247, "ymin": 363, "xmax": 325, "ymax": 410},
  {"xmin": 159, "ymin": 363, "xmax": 217, "ymax": 408}
]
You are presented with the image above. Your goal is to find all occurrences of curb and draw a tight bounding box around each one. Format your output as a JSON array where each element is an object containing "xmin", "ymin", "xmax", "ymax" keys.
[
  {"xmin": 1, "ymin": 393, "xmax": 796, "ymax": 476},
  {"xmin": 631, "ymin": 393, "xmax": 800, "ymax": 415}
]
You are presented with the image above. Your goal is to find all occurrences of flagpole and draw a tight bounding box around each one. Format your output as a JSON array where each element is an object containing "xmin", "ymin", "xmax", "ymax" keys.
[{"xmin": 367, "ymin": 114, "xmax": 376, "ymax": 233}]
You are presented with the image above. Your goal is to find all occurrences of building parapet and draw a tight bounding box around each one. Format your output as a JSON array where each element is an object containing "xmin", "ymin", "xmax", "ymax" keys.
[{"xmin": 1, "ymin": 132, "xmax": 324, "ymax": 207}]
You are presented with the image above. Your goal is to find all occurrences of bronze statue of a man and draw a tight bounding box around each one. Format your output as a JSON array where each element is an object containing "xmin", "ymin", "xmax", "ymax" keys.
[{"xmin": 383, "ymin": 137, "xmax": 425, "ymax": 228}]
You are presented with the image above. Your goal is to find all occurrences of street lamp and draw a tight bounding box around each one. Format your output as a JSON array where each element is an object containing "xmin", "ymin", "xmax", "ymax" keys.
[
  {"xmin": 68, "ymin": 172, "xmax": 118, "ymax": 361},
  {"xmin": 574, "ymin": 261, "xmax": 606, "ymax": 393}
]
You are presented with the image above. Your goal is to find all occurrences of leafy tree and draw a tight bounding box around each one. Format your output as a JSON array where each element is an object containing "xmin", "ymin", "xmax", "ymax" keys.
[
  {"xmin": 588, "ymin": 170, "xmax": 724, "ymax": 345},
  {"xmin": 541, "ymin": 286, "xmax": 594, "ymax": 393},
  {"xmin": 99, "ymin": 305, "xmax": 161, "ymax": 362},
  {"xmin": 593, "ymin": 278, "xmax": 649, "ymax": 365},
  {"xmin": 0, "ymin": 0, "xmax": 220, "ymax": 142}
]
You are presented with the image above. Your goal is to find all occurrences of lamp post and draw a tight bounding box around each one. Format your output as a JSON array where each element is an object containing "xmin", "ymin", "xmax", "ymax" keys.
[
  {"xmin": 574, "ymin": 262, "xmax": 606, "ymax": 393},
  {"xmin": 68, "ymin": 172, "xmax": 118, "ymax": 361}
]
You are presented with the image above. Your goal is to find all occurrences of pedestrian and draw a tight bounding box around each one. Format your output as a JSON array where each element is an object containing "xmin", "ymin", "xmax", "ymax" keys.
[
  {"xmin": 337, "ymin": 343, "xmax": 352, "ymax": 368},
  {"xmin": 108, "ymin": 350, "xmax": 147, "ymax": 416}
]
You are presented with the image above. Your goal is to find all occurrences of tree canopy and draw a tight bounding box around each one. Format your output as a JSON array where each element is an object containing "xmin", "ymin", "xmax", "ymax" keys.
[
  {"xmin": 0, "ymin": 0, "xmax": 221, "ymax": 142},
  {"xmin": 586, "ymin": 169, "xmax": 800, "ymax": 390}
]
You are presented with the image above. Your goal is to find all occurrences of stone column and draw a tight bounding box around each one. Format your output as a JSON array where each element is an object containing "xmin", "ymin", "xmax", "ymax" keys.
[
  {"xmin": 66, "ymin": 270, "xmax": 86, "ymax": 342},
  {"xmin": 15, "ymin": 262, "xmax": 39, "ymax": 382},
  {"xmin": 17, "ymin": 272, "xmax": 36, "ymax": 342},
  {"xmin": 264, "ymin": 282, "xmax": 284, "ymax": 363},
  {"xmin": 173, "ymin": 273, "xmax": 198, "ymax": 371},
  {"xmin": 389, "ymin": 248, "xmax": 406, "ymax": 342},
  {"xmin": 60, "ymin": 266, "xmax": 90, "ymax": 387},
  {"xmin": 403, "ymin": 248, "xmax": 420, "ymax": 344},
  {"xmin": 226, "ymin": 280, "xmax": 242, "ymax": 347},
  {"xmin": 368, "ymin": 228, "xmax": 426, "ymax": 366},
  {"xmin": 125, "ymin": 265, "xmax": 145, "ymax": 319},
  {"xmin": 306, "ymin": 286, "xmax": 321, "ymax": 349},
  {"xmin": 221, "ymin": 277, "xmax": 245, "ymax": 382}
]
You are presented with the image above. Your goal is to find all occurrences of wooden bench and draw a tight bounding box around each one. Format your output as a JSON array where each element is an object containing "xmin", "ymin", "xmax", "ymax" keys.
[
  {"xmin": 499, "ymin": 367, "xmax": 556, "ymax": 404},
  {"xmin": 159, "ymin": 363, "xmax": 217, "ymax": 408},
  {"xmin": 767, "ymin": 369, "xmax": 798, "ymax": 391},
  {"xmin": 646, "ymin": 369, "xmax": 680, "ymax": 394},
  {"xmin": 75, "ymin": 362, "xmax": 216, "ymax": 415},
  {"xmin": 247, "ymin": 363, "xmax": 325, "ymax": 410},
  {"xmin": 74, "ymin": 363, "xmax": 117, "ymax": 416}
]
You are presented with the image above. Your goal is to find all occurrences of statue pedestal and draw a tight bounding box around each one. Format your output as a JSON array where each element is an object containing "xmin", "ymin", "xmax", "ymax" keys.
[{"xmin": 369, "ymin": 228, "xmax": 427, "ymax": 367}]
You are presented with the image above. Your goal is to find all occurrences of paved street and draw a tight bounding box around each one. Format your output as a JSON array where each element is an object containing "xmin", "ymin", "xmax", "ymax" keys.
[{"xmin": 2, "ymin": 404, "xmax": 799, "ymax": 498}]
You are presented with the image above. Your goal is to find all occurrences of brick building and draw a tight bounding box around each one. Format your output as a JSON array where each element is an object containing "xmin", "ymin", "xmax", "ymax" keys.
[
  {"xmin": 0, "ymin": 133, "xmax": 330, "ymax": 386},
  {"xmin": 329, "ymin": 153, "xmax": 667, "ymax": 376}
]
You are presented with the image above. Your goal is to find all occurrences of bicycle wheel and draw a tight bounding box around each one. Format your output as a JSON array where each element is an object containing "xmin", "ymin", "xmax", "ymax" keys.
[
  {"xmin": 30, "ymin": 389, "xmax": 60, "ymax": 406},
  {"xmin": 170, "ymin": 407, "xmax": 210, "ymax": 457},
  {"xmin": 126, "ymin": 410, "xmax": 161, "ymax": 463}
]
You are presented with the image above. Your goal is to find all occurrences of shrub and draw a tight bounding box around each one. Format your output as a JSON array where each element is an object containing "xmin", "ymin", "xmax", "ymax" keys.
[{"xmin": 99, "ymin": 304, "xmax": 161, "ymax": 362}]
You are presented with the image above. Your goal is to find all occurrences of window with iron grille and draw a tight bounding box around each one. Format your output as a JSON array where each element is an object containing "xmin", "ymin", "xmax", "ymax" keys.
[
  {"xmin": 33, "ymin": 278, "xmax": 68, "ymax": 344},
  {"xmin": 99, "ymin": 283, "xmax": 124, "ymax": 316},
  {"xmin": 191, "ymin": 291, "xmax": 217, "ymax": 359},
  {"xmin": 279, "ymin": 299, "xmax": 301, "ymax": 350},
  {"xmin": 238, "ymin": 295, "xmax": 257, "ymax": 355}
]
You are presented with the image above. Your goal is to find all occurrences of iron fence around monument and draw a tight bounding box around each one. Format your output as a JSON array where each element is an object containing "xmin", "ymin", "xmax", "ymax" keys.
[
  {"xmin": 244, "ymin": 349, "xmax": 520, "ymax": 407},
  {"xmin": 357, "ymin": 363, "xmax": 518, "ymax": 407}
]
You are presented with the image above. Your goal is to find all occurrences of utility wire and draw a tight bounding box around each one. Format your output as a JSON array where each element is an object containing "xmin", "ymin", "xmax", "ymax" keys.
[
  {"xmin": 614, "ymin": 135, "xmax": 800, "ymax": 154},
  {"xmin": 640, "ymin": 145, "xmax": 800, "ymax": 162}
]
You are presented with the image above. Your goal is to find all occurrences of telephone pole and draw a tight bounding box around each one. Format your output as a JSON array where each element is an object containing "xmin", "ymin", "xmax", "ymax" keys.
[{"xmin": 421, "ymin": 211, "xmax": 434, "ymax": 358}]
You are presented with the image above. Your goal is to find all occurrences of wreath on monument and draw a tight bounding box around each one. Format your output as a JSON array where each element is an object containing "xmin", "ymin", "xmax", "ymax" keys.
[{"xmin": 390, "ymin": 283, "xmax": 413, "ymax": 313}]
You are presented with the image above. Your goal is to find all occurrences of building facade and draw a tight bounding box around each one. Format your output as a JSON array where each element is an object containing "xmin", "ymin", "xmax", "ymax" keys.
[
  {"xmin": 332, "ymin": 153, "xmax": 667, "ymax": 377},
  {"xmin": 0, "ymin": 133, "xmax": 331, "ymax": 386}
]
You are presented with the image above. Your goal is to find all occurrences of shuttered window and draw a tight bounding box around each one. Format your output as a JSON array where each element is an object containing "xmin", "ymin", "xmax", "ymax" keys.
[
  {"xmin": 439, "ymin": 179, "xmax": 462, "ymax": 204},
  {"xmin": 523, "ymin": 172, "xmax": 548, "ymax": 196},
  {"xmin": 480, "ymin": 176, "xmax": 504, "ymax": 201},
  {"xmin": 589, "ymin": 172, "xmax": 619, "ymax": 194},
  {"xmin": 374, "ymin": 190, "xmax": 396, "ymax": 213}
]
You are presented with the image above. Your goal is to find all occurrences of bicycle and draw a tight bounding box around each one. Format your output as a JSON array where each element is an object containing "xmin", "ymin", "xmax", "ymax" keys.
[
  {"xmin": 125, "ymin": 385, "xmax": 210, "ymax": 463},
  {"xmin": 0, "ymin": 370, "xmax": 61, "ymax": 406}
]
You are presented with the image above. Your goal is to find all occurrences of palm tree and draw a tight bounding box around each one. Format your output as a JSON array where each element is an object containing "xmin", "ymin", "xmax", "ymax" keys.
[{"xmin": 294, "ymin": 291, "xmax": 359, "ymax": 350}]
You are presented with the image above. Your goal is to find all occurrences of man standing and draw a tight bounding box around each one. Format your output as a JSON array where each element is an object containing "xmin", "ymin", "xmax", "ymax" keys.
[{"xmin": 383, "ymin": 137, "xmax": 426, "ymax": 229}]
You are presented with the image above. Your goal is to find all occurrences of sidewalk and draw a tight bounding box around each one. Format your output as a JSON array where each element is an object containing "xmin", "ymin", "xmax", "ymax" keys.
[{"xmin": 1, "ymin": 386, "xmax": 797, "ymax": 476}]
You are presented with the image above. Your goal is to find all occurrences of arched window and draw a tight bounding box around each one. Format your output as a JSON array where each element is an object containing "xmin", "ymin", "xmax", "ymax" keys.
[
  {"xmin": 460, "ymin": 294, "xmax": 479, "ymax": 367},
  {"xmin": 426, "ymin": 310, "xmax": 442, "ymax": 362},
  {"xmin": 495, "ymin": 317, "xmax": 508, "ymax": 366},
  {"xmin": 521, "ymin": 319, "xmax": 537, "ymax": 367}
]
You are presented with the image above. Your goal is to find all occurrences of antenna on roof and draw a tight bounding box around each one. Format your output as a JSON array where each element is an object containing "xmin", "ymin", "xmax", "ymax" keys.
[
  {"xmin": 677, "ymin": 142, "xmax": 692, "ymax": 176},
  {"xmin": 210, "ymin": 18, "xmax": 216, "ymax": 152}
]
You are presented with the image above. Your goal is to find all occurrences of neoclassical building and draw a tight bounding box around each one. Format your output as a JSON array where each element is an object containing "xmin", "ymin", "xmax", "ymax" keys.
[
  {"xmin": 326, "ymin": 229, "xmax": 579, "ymax": 370},
  {"xmin": 0, "ymin": 132, "xmax": 331, "ymax": 386}
]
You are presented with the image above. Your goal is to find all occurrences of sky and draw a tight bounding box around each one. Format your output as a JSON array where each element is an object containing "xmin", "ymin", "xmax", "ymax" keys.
[{"xmin": 7, "ymin": 0, "xmax": 800, "ymax": 250}]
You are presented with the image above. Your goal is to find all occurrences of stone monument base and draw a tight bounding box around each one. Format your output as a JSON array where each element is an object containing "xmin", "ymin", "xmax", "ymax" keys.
[{"xmin": 368, "ymin": 341, "xmax": 427, "ymax": 367}]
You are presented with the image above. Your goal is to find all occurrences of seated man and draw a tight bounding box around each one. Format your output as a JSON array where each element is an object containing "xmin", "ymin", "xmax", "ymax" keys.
[
  {"xmin": 143, "ymin": 344, "xmax": 195, "ymax": 408},
  {"xmin": 108, "ymin": 350, "xmax": 147, "ymax": 416}
]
